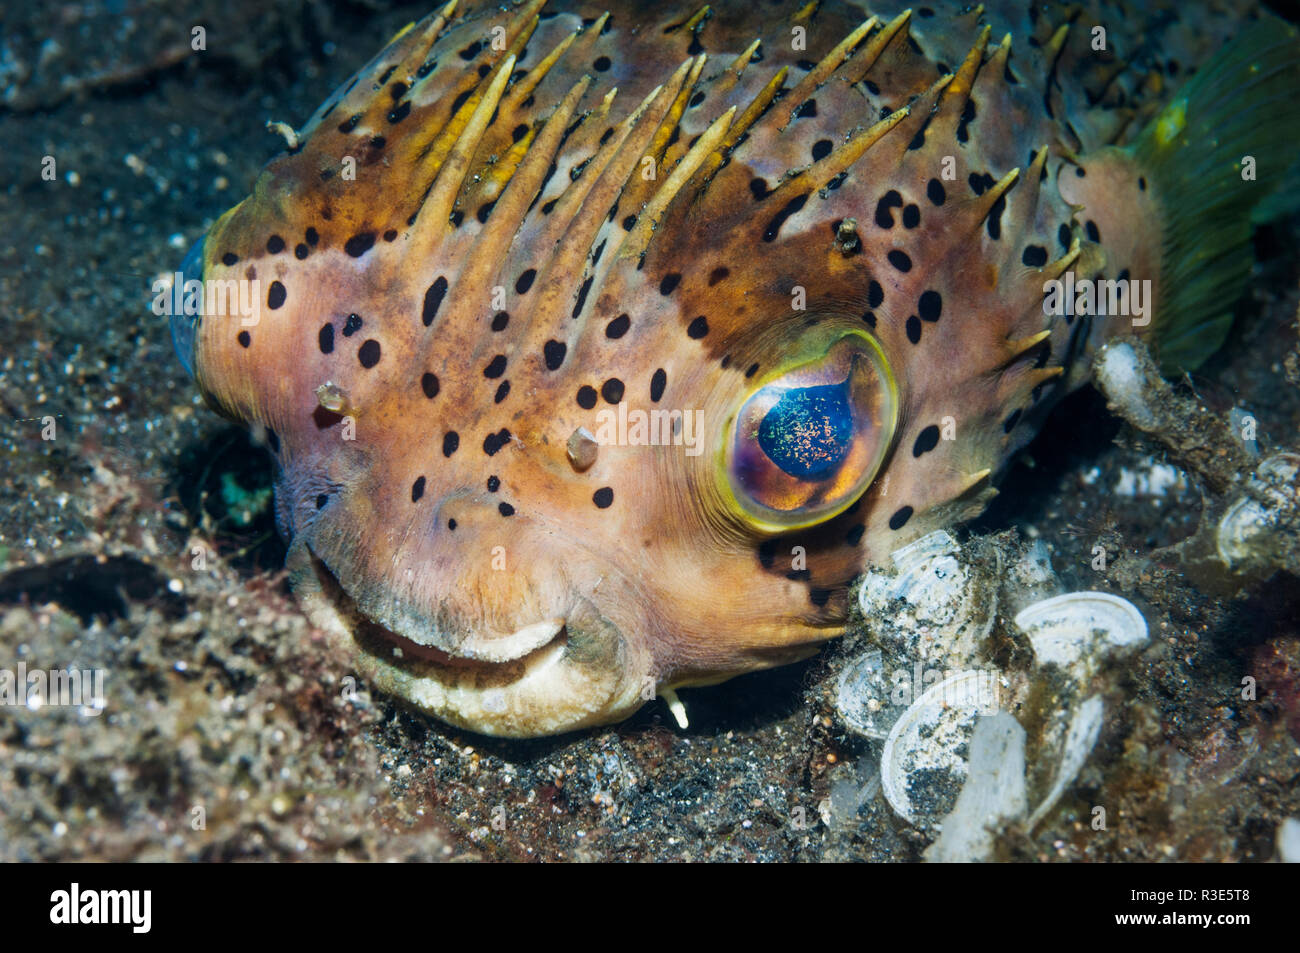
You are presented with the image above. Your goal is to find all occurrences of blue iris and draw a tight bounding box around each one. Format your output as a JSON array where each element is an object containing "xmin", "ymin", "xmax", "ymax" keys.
[
  {"xmin": 169, "ymin": 235, "xmax": 205, "ymax": 376},
  {"xmin": 758, "ymin": 381, "xmax": 854, "ymax": 479}
]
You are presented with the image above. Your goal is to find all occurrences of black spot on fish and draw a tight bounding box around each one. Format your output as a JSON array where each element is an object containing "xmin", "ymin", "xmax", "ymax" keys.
[
  {"xmin": 318, "ymin": 323, "xmax": 334, "ymax": 354},
  {"xmin": 443, "ymin": 432, "xmax": 459, "ymax": 457},
  {"xmin": 906, "ymin": 316, "xmax": 922, "ymax": 344},
  {"xmin": 794, "ymin": 99, "xmax": 817, "ymax": 119},
  {"xmin": 267, "ymin": 235, "xmax": 285, "ymax": 254},
  {"xmin": 708, "ymin": 267, "xmax": 730, "ymax": 286},
  {"xmin": 571, "ymin": 275, "xmax": 594, "ymax": 318},
  {"xmin": 902, "ymin": 204, "xmax": 920, "ymax": 229},
  {"xmin": 483, "ymin": 355, "xmax": 507, "ymax": 378},
  {"xmin": 601, "ymin": 378, "xmax": 625, "ymax": 404},
  {"xmin": 913, "ymin": 425, "xmax": 940, "ymax": 456},
  {"xmin": 812, "ymin": 139, "xmax": 833, "ymax": 161},
  {"xmin": 516, "ymin": 269, "xmax": 536, "ymax": 294},
  {"xmin": 593, "ymin": 487, "xmax": 614, "ymax": 509},
  {"xmin": 927, "ymin": 178, "xmax": 946, "ymax": 206},
  {"xmin": 343, "ymin": 313, "xmax": 362, "ymax": 336},
  {"xmin": 918, "ymin": 290, "xmax": 942, "ymax": 322},
  {"xmin": 606, "ymin": 313, "xmax": 630, "ymax": 338},
  {"xmin": 494, "ymin": 381, "xmax": 510, "ymax": 403},
  {"xmin": 660, "ymin": 273, "xmax": 682, "ymax": 295},
  {"xmin": 358, "ymin": 339, "xmax": 381, "ymax": 368},
  {"xmin": 987, "ymin": 195, "xmax": 1007, "ymax": 239},
  {"xmin": 1022, "ymin": 245, "xmax": 1048, "ymax": 267},
  {"xmin": 763, "ymin": 194, "xmax": 808, "ymax": 242},
  {"xmin": 491, "ymin": 311, "xmax": 510, "ymax": 332},
  {"xmin": 868, "ymin": 280, "xmax": 884, "ymax": 308},
  {"xmin": 888, "ymin": 506, "xmax": 914, "ymax": 530},
  {"xmin": 577, "ymin": 385, "xmax": 598, "ymax": 409},
  {"xmin": 421, "ymin": 372, "xmax": 439, "ymax": 399},
  {"xmin": 650, "ymin": 368, "xmax": 666, "ymax": 402},
  {"xmin": 422, "ymin": 277, "xmax": 448, "ymax": 326},
  {"xmin": 344, "ymin": 233, "xmax": 376, "ymax": 257},
  {"xmin": 687, "ymin": 316, "xmax": 709, "ymax": 338},
  {"xmin": 544, "ymin": 340, "xmax": 566, "ymax": 370},
  {"xmin": 888, "ymin": 250, "xmax": 912, "ymax": 272},
  {"xmin": 1086, "ymin": 220, "xmax": 1100, "ymax": 242},
  {"xmin": 875, "ymin": 189, "xmax": 903, "ymax": 228},
  {"xmin": 267, "ymin": 281, "xmax": 286, "ymax": 309},
  {"xmin": 238, "ymin": 330, "xmax": 251, "ymax": 348},
  {"xmin": 411, "ymin": 477, "xmax": 425, "ymax": 503},
  {"xmin": 498, "ymin": 502, "xmax": 515, "ymax": 517}
]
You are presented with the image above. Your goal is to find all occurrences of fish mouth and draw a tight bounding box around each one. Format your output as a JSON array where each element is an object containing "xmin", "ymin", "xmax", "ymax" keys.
[
  {"xmin": 284, "ymin": 541, "xmax": 645, "ymax": 737},
  {"xmin": 305, "ymin": 546, "xmax": 569, "ymax": 670}
]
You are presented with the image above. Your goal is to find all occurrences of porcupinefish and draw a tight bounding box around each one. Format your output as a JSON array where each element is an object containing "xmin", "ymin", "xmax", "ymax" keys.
[{"xmin": 171, "ymin": 0, "xmax": 1300, "ymax": 736}]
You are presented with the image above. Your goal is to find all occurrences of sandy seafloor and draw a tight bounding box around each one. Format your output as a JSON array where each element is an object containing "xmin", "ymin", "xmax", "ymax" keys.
[{"xmin": 1, "ymin": 0, "xmax": 1298, "ymax": 862}]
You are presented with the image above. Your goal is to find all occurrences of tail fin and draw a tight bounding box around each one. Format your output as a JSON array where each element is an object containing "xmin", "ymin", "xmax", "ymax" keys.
[{"xmin": 1132, "ymin": 19, "xmax": 1300, "ymax": 374}]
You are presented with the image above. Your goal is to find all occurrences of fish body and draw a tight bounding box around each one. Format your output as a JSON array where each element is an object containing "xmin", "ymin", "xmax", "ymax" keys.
[{"xmin": 173, "ymin": 0, "xmax": 1299, "ymax": 735}]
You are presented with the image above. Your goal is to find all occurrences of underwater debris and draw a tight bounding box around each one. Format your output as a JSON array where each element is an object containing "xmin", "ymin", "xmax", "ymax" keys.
[
  {"xmin": 1095, "ymin": 338, "xmax": 1300, "ymax": 587},
  {"xmin": 841, "ymin": 531, "xmax": 1150, "ymax": 857}
]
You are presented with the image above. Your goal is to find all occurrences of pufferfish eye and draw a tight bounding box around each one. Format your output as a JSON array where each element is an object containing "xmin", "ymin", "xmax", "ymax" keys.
[{"xmin": 722, "ymin": 329, "xmax": 898, "ymax": 531}]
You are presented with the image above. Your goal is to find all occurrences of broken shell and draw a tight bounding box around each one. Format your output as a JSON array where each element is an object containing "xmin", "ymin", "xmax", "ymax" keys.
[
  {"xmin": 1027, "ymin": 695, "xmax": 1105, "ymax": 828},
  {"xmin": 1216, "ymin": 453, "xmax": 1300, "ymax": 569},
  {"xmin": 1014, "ymin": 591, "xmax": 1148, "ymax": 679},
  {"xmin": 857, "ymin": 530, "xmax": 997, "ymax": 670},
  {"xmin": 835, "ymin": 650, "xmax": 890, "ymax": 739},
  {"xmin": 880, "ymin": 669, "xmax": 1001, "ymax": 826}
]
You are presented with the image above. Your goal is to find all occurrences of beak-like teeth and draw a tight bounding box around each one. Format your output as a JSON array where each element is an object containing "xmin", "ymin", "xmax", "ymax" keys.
[{"xmin": 446, "ymin": 618, "xmax": 566, "ymax": 663}]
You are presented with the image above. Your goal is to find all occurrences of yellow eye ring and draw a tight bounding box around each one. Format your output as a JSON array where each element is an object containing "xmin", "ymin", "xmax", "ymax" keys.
[{"xmin": 719, "ymin": 329, "xmax": 898, "ymax": 532}]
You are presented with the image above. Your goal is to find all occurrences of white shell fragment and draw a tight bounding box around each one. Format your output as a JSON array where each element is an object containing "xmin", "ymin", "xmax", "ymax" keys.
[
  {"xmin": 1216, "ymin": 453, "xmax": 1300, "ymax": 569},
  {"xmin": 880, "ymin": 670, "xmax": 1001, "ymax": 826},
  {"xmin": 1014, "ymin": 591, "xmax": 1149, "ymax": 678},
  {"xmin": 856, "ymin": 530, "xmax": 996, "ymax": 671},
  {"xmin": 1027, "ymin": 695, "xmax": 1105, "ymax": 828},
  {"xmin": 924, "ymin": 712, "xmax": 1028, "ymax": 862},
  {"xmin": 845, "ymin": 531, "xmax": 1152, "ymax": 849},
  {"xmin": 834, "ymin": 650, "xmax": 891, "ymax": 739}
]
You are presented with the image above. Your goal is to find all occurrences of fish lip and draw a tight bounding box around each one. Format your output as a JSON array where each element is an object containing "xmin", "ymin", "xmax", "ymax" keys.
[{"xmin": 303, "ymin": 543, "xmax": 567, "ymax": 667}]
